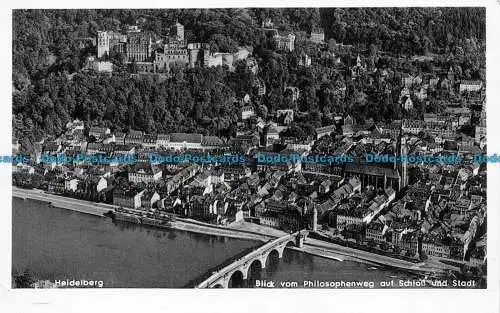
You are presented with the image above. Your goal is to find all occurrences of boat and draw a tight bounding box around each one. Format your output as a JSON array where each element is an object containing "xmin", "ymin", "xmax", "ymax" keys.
[{"xmin": 113, "ymin": 210, "xmax": 175, "ymax": 228}]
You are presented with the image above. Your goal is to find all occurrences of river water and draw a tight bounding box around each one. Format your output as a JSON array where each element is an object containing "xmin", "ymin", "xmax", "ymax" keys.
[{"xmin": 13, "ymin": 198, "xmax": 417, "ymax": 288}]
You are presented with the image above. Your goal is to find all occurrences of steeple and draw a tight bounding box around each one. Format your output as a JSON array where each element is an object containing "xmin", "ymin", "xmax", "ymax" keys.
[{"xmin": 396, "ymin": 132, "xmax": 408, "ymax": 190}]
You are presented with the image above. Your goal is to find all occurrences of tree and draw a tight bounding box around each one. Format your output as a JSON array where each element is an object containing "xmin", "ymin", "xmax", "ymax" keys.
[{"xmin": 12, "ymin": 269, "xmax": 36, "ymax": 288}]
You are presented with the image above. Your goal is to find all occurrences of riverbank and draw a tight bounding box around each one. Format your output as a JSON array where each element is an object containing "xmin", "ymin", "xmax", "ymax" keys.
[
  {"xmin": 12, "ymin": 187, "xmax": 457, "ymax": 274},
  {"xmin": 298, "ymin": 238, "xmax": 456, "ymax": 274},
  {"xmin": 12, "ymin": 187, "xmax": 114, "ymax": 216},
  {"xmin": 12, "ymin": 187, "xmax": 274, "ymax": 242}
]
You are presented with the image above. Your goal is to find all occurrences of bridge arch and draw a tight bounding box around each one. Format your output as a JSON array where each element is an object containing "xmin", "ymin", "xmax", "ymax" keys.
[
  {"xmin": 246, "ymin": 259, "xmax": 264, "ymax": 279},
  {"xmin": 275, "ymin": 240, "xmax": 297, "ymax": 259},
  {"xmin": 227, "ymin": 269, "xmax": 245, "ymax": 288},
  {"xmin": 264, "ymin": 249, "xmax": 281, "ymax": 268}
]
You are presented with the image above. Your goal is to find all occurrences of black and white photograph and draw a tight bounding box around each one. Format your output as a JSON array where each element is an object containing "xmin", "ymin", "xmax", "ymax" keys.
[{"xmin": 2, "ymin": 1, "xmax": 500, "ymax": 312}]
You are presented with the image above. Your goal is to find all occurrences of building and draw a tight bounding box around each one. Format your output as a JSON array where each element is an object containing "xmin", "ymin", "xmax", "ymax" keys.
[
  {"xmin": 421, "ymin": 236, "xmax": 451, "ymax": 258},
  {"xmin": 344, "ymin": 164, "xmax": 401, "ymax": 191},
  {"xmin": 47, "ymin": 178, "xmax": 66, "ymax": 194},
  {"xmin": 12, "ymin": 138, "xmax": 20, "ymax": 154},
  {"xmin": 113, "ymin": 144, "xmax": 135, "ymax": 156},
  {"xmin": 114, "ymin": 132, "xmax": 126, "ymax": 144},
  {"xmin": 208, "ymin": 52, "xmax": 234, "ymax": 68},
  {"xmin": 336, "ymin": 208, "xmax": 369, "ymax": 231},
  {"xmin": 126, "ymin": 32, "xmax": 153, "ymax": 62},
  {"xmin": 258, "ymin": 199, "xmax": 303, "ymax": 231},
  {"xmin": 93, "ymin": 176, "xmax": 108, "ymax": 193},
  {"xmin": 277, "ymin": 109, "xmax": 294, "ymax": 125},
  {"xmin": 167, "ymin": 133, "xmax": 203, "ymax": 150},
  {"xmin": 365, "ymin": 221, "xmax": 388, "ymax": 244},
  {"xmin": 402, "ymin": 119, "xmax": 455, "ymax": 138},
  {"xmin": 125, "ymin": 130, "xmax": 144, "ymax": 146},
  {"xmin": 266, "ymin": 126, "xmax": 280, "ymax": 146},
  {"xmin": 201, "ymin": 136, "xmax": 224, "ymax": 150},
  {"xmin": 64, "ymin": 178, "xmax": 79, "ymax": 192},
  {"xmin": 241, "ymin": 106, "xmax": 255, "ymax": 120},
  {"xmin": 298, "ymin": 54, "xmax": 311, "ymax": 67},
  {"xmin": 89, "ymin": 127, "xmax": 111, "ymax": 140},
  {"xmin": 319, "ymin": 179, "xmax": 332, "ymax": 194},
  {"xmin": 246, "ymin": 57, "xmax": 259, "ymax": 74},
  {"xmin": 187, "ymin": 43, "xmax": 210, "ymax": 68},
  {"xmin": 459, "ymin": 80, "xmax": 483, "ymax": 93},
  {"xmin": 128, "ymin": 164, "xmax": 162, "ymax": 183},
  {"xmin": 156, "ymin": 134, "xmax": 170, "ymax": 148},
  {"xmin": 97, "ymin": 31, "xmax": 127, "ymax": 58},
  {"xmin": 445, "ymin": 107, "xmax": 472, "ymax": 126},
  {"xmin": 315, "ymin": 125, "xmax": 336, "ymax": 139},
  {"xmin": 142, "ymin": 134, "xmax": 158, "ymax": 149},
  {"xmin": 284, "ymin": 86, "xmax": 300, "ymax": 102},
  {"xmin": 391, "ymin": 230, "xmax": 419, "ymax": 256},
  {"xmin": 475, "ymin": 107, "xmax": 486, "ymax": 143},
  {"xmin": 87, "ymin": 57, "xmax": 113, "ymax": 73},
  {"xmin": 171, "ymin": 22, "xmax": 184, "ymax": 41},
  {"xmin": 154, "ymin": 38, "xmax": 193, "ymax": 72},
  {"xmin": 331, "ymin": 177, "xmax": 362, "ymax": 202},
  {"xmin": 253, "ymin": 77, "xmax": 266, "ymax": 96},
  {"xmin": 275, "ymin": 32, "xmax": 296, "ymax": 52},
  {"xmin": 113, "ymin": 188, "xmax": 145, "ymax": 209},
  {"xmin": 401, "ymin": 96, "xmax": 413, "ymax": 110},
  {"xmin": 97, "ymin": 30, "xmax": 154, "ymax": 63},
  {"xmin": 142, "ymin": 191, "xmax": 161, "ymax": 209},
  {"xmin": 310, "ymin": 28, "xmax": 325, "ymax": 43}
]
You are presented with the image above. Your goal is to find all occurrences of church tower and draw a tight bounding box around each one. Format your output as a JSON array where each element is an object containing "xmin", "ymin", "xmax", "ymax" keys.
[{"xmin": 396, "ymin": 132, "xmax": 408, "ymax": 190}]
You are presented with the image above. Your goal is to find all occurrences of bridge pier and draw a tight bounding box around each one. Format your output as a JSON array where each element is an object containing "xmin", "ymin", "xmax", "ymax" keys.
[
  {"xmin": 258, "ymin": 256, "xmax": 267, "ymax": 269},
  {"xmin": 221, "ymin": 277, "xmax": 229, "ymax": 288},
  {"xmin": 241, "ymin": 269, "xmax": 248, "ymax": 280},
  {"xmin": 276, "ymin": 246, "xmax": 285, "ymax": 258}
]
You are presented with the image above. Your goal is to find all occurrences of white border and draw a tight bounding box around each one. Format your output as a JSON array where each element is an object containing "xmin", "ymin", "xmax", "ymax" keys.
[{"xmin": 1, "ymin": 1, "xmax": 499, "ymax": 313}]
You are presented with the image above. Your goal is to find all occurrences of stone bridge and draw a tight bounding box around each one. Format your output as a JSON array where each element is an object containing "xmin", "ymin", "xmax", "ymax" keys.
[{"xmin": 195, "ymin": 231, "xmax": 306, "ymax": 288}]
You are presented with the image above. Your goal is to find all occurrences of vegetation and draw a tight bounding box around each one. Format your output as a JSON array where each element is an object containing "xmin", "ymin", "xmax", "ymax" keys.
[
  {"xmin": 12, "ymin": 269, "xmax": 36, "ymax": 288},
  {"xmin": 13, "ymin": 8, "xmax": 485, "ymax": 153}
]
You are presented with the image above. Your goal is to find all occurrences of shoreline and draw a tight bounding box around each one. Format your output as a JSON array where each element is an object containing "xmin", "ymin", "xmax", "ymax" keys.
[
  {"xmin": 12, "ymin": 187, "xmax": 275, "ymax": 242},
  {"xmin": 12, "ymin": 187, "xmax": 455, "ymax": 274}
]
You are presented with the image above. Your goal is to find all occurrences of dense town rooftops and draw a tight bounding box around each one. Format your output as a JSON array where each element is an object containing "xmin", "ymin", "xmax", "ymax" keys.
[
  {"xmin": 170, "ymin": 133, "xmax": 203, "ymax": 143},
  {"xmin": 201, "ymin": 136, "xmax": 223, "ymax": 146},
  {"xmin": 345, "ymin": 163, "xmax": 400, "ymax": 179}
]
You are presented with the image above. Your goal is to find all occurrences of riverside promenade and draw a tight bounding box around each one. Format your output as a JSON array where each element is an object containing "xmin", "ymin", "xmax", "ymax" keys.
[
  {"xmin": 12, "ymin": 187, "xmax": 457, "ymax": 273},
  {"xmin": 12, "ymin": 187, "xmax": 114, "ymax": 216},
  {"xmin": 12, "ymin": 187, "xmax": 274, "ymax": 242}
]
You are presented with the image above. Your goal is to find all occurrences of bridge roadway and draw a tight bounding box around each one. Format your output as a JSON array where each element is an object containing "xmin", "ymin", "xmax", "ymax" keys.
[{"xmin": 195, "ymin": 231, "xmax": 304, "ymax": 288}]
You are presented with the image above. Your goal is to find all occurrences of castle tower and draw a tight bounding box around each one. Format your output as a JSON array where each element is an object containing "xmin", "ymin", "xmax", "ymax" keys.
[
  {"xmin": 187, "ymin": 43, "xmax": 200, "ymax": 68},
  {"xmin": 97, "ymin": 31, "xmax": 110, "ymax": 59},
  {"xmin": 174, "ymin": 22, "xmax": 184, "ymax": 41}
]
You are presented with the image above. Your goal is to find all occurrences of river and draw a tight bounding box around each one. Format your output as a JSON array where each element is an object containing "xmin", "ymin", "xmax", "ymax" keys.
[{"xmin": 13, "ymin": 198, "xmax": 417, "ymax": 288}]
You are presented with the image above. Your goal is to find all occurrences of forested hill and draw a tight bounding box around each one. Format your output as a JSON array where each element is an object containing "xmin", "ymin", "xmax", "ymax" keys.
[
  {"xmin": 13, "ymin": 8, "xmax": 485, "ymax": 152},
  {"xmin": 320, "ymin": 8, "xmax": 485, "ymax": 55}
]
